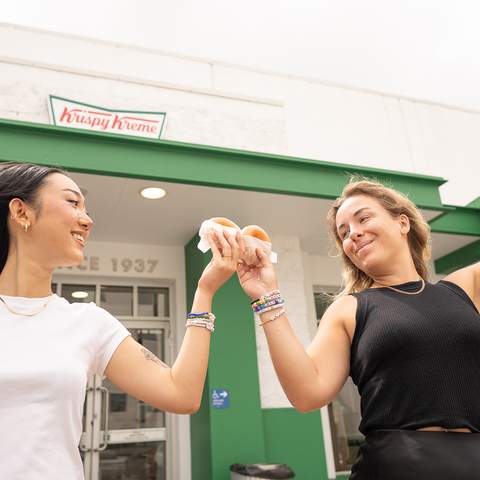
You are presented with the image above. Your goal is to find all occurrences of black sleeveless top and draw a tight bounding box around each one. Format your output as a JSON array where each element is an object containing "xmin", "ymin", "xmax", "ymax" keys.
[{"xmin": 350, "ymin": 280, "xmax": 480, "ymax": 435}]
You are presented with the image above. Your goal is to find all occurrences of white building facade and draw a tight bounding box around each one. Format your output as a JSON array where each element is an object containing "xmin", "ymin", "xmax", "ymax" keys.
[{"xmin": 1, "ymin": 22, "xmax": 478, "ymax": 480}]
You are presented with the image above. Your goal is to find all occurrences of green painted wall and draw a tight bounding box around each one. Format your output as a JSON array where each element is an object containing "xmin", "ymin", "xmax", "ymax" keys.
[
  {"xmin": 263, "ymin": 408, "xmax": 329, "ymax": 479},
  {"xmin": 186, "ymin": 236, "xmax": 334, "ymax": 479},
  {"xmin": 185, "ymin": 235, "xmax": 267, "ymax": 480},
  {"xmin": 186, "ymin": 234, "xmax": 333, "ymax": 479}
]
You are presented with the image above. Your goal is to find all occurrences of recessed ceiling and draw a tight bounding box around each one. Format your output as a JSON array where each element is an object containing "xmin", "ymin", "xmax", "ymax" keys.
[
  {"xmin": 430, "ymin": 233, "xmax": 479, "ymax": 259},
  {"xmin": 69, "ymin": 172, "xmax": 474, "ymax": 259},
  {"xmin": 70, "ymin": 172, "xmax": 333, "ymax": 254}
]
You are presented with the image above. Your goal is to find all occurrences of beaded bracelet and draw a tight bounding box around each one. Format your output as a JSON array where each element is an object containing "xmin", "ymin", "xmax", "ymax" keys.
[
  {"xmin": 259, "ymin": 307, "xmax": 286, "ymax": 327},
  {"xmin": 187, "ymin": 312, "xmax": 216, "ymax": 322},
  {"xmin": 186, "ymin": 312, "xmax": 215, "ymax": 332},
  {"xmin": 251, "ymin": 290, "xmax": 281, "ymax": 306},
  {"xmin": 253, "ymin": 299, "xmax": 281, "ymax": 309},
  {"xmin": 253, "ymin": 300, "xmax": 285, "ymax": 315},
  {"xmin": 186, "ymin": 319, "xmax": 215, "ymax": 332},
  {"xmin": 253, "ymin": 293, "xmax": 282, "ymax": 304},
  {"xmin": 252, "ymin": 294, "xmax": 285, "ymax": 315},
  {"xmin": 251, "ymin": 290, "xmax": 283, "ymax": 313}
]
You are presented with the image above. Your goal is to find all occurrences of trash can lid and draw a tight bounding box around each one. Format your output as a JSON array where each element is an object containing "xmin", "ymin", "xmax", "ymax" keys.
[{"xmin": 230, "ymin": 463, "xmax": 295, "ymax": 479}]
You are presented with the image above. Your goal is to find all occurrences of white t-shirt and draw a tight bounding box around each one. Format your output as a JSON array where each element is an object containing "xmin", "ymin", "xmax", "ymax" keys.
[{"xmin": 0, "ymin": 294, "xmax": 131, "ymax": 480}]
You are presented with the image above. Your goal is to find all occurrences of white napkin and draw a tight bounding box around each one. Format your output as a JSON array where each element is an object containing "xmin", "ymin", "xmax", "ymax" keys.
[
  {"xmin": 197, "ymin": 219, "xmax": 278, "ymax": 264},
  {"xmin": 241, "ymin": 234, "xmax": 278, "ymax": 265}
]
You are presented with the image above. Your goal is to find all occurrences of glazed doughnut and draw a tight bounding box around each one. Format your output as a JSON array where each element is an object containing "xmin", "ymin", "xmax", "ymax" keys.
[
  {"xmin": 210, "ymin": 217, "xmax": 241, "ymax": 231},
  {"xmin": 241, "ymin": 225, "xmax": 271, "ymax": 243}
]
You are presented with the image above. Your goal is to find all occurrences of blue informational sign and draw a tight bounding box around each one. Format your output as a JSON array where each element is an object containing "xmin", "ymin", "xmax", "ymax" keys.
[{"xmin": 211, "ymin": 388, "xmax": 230, "ymax": 409}]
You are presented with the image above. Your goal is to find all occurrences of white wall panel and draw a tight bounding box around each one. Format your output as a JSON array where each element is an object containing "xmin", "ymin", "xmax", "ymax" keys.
[
  {"xmin": 416, "ymin": 103, "xmax": 480, "ymax": 205},
  {"xmin": 283, "ymin": 81, "xmax": 417, "ymax": 172},
  {"xmin": 0, "ymin": 62, "xmax": 286, "ymax": 154},
  {"xmin": 257, "ymin": 236, "xmax": 316, "ymax": 408},
  {"xmin": 0, "ymin": 24, "xmax": 212, "ymax": 90}
]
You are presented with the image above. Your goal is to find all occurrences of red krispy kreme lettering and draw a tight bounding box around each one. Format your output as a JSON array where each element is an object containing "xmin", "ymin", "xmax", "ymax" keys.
[
  {"xmin": 55, "ymin": 103, "xmax": 161, "ymax": 136},
  {"xmin": 59, "ymin": 106, "xmax": 72, "ymax": 123},
  {"xmin": 111, "ymin": 114, "xmax": 158, "ymax": 133},
  {"xmin": 58, "ymin": 107, "xmax": 111, "ymax": 130}
]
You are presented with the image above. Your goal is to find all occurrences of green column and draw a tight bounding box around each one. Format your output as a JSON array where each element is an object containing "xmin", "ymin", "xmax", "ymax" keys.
[{"xmin": 185, "ymin": 235, "xmax": 267, "ymax": 480}]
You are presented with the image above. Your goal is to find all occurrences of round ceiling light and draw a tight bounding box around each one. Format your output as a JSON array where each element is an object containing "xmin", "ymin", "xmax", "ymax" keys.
[
  {"xmin": 71, "ymin": 291, "xmax": 89, "ymax": 299},
  {"xmin": 140, "ymin": 187, "xmax": 167, "ymax": 200}
]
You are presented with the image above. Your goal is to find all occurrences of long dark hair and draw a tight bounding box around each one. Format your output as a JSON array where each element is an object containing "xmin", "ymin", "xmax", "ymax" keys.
[{"xmin": 0, "ymin": 163, "xmax": 67, "ymax": 273}]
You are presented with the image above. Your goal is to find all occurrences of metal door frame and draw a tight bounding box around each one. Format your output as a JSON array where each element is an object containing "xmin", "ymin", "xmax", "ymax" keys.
[{"xmin": 53, "ymin": 275, "xmax": 176, "ymax": 480}]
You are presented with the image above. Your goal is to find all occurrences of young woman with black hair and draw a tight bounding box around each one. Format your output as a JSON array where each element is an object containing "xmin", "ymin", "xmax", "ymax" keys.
[
  {"xmin": 237, "ymin": 179, "xmax": 480, "ymax": 479},
  {"xmin": 0, "ymin": 163, "xmax": 243, "ymax": 479}
]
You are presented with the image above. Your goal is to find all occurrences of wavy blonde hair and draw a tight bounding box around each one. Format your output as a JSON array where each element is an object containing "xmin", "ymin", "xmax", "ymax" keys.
[{"xmin": 327, "ymin": 177, "xmax": 432, "ymax": 297}]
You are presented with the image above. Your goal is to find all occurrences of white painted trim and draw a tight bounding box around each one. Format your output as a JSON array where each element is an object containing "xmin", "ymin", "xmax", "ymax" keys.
[
  {"xmin": 301, "ymin": 252, "xmax": 321, "ymax": 341},
  {"xmin": 320, "ymin": 406, "xmax": 337, "ymax": 479},
  {"xmin": 316, "ymin": 285, "xmax": 357, "ymax": 479}
]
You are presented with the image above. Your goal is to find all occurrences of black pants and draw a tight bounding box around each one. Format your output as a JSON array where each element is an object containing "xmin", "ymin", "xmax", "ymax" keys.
[{"xmin": 350, "ymin": 429, "xmax": 480, "ymax": 479}]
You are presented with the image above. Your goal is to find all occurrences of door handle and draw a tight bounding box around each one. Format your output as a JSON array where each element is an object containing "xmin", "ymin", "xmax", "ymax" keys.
[
  {"xmin": 95, "ymin": 386, "xmax": 110, "ymax": 452},
  {"xmin": 79, "ymin": 432, "xmax": 89, "ymax": 452},
  {"xmin": 79, "ymin": 386, "xmax": 95, "ymax": 452}
]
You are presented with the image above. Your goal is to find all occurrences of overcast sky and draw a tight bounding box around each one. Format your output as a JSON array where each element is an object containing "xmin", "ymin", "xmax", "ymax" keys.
[{"xmin": 3, "ymin": 0, "xmax": 480, "ymax": 110}]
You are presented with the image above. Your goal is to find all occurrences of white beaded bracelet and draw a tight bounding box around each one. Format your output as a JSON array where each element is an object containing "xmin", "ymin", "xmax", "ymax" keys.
[
  {"xmin": 259, "ymin": 307, "xmax": 286, "ymax": 327},
  {"xmin": 186, "ymin": 319, "xmax": 215, "ymax": 332}
]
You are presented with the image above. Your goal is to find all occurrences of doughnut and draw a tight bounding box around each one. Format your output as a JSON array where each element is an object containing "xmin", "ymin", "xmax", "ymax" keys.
[
  {"xmin": 241, "ymin": 225, "xmax": 271, "ymax": 243},
  {"xmin": 210, "ymin": 217, "xmax": 241, "ymax": 230}
]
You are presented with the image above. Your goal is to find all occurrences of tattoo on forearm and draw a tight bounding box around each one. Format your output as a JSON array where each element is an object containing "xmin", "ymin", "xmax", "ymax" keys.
[{"xmin": 141, "ymin": 347, "xmax": 168, "ymax": 368}]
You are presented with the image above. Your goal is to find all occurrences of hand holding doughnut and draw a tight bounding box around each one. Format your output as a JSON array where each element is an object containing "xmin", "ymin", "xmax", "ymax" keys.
[
  {"xmin": 237, "ymin": 247, "xmax": 279, "ymax": 301},
  {"xmin": 197, "ymin": 229, "xmax": 243, "ymax": 296},
  {"xmin": 241, "ymin": 225, "xmax": 273, "ymax": 266}
]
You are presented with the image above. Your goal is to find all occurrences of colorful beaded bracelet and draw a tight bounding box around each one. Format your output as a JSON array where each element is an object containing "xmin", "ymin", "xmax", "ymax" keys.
[
  {"xmin": 251, "ymin": 290, "xmax": 281, "ymax": 305},
  {"xmin": 187, "ymin": 312, "xmax": 216, "ymax": 322},
  {"xmin": 251, "ymin": 294, "xmax": 282, "ymax": 311},
  {"xmin": 254, "ymin": 302, "xmax": 285, "ymax": 315},
  {"xmin": 253, "ymin": 300, "xmax": 285, "ymax": 314},
  {"xmin": 253, "ymin": 299, "xmax": 284, "ymax": 312},
  {"xmin": 252, "ymin": 294, "xmax": 285, "ymax": 310}
]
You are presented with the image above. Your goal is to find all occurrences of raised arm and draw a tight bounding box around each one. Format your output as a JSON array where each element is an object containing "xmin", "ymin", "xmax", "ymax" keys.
[
  {"xmin": 237, "ymin": 248, "xmax": 354, "ymax": 412},
  {"xmin": 104, "ymin": 229, "xmax": 242, "ymax": 414}
]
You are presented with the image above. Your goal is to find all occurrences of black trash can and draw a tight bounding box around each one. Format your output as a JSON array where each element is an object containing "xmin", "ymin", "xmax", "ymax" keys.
[{"xmin": 230, "ymin": 463, "xmax": 295, "ymax": 479}]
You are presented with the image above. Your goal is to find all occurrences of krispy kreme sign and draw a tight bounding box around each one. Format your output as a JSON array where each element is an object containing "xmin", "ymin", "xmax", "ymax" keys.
[{"xmin": 48, "ymin": 96, "xmax": 166, "ymax": 139}]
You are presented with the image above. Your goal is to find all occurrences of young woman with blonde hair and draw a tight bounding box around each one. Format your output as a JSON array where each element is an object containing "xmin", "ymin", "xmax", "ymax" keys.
[
  {"xmin": 0, "ymin": 163, "xmax": 243, "ymax": 479},
  {"xmin": 237, "ymin": 178, "xmax": 480, "ymax": 479}
]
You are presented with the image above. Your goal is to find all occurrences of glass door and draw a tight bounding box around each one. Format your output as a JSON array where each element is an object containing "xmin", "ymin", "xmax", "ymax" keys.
[
  {"xmin": 96, "ymin": 327, "xmax": 167, "ymax": 480},
  {"xmin": 54, "ymin": 279, "xmax": 172, "ymax": 480}
]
